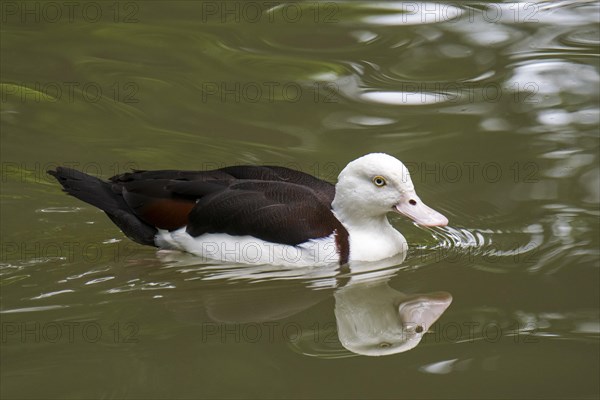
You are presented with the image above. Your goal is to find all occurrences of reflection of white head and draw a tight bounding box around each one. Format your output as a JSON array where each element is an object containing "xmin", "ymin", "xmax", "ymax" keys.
[{"xmin": 334, "ymin": 280, "xmax": 452, "ymax": 356}]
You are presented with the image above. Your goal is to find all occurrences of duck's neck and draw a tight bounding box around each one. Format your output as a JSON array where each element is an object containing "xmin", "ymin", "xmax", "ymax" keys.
[{"xmin": 331, "ymin": 205, "xmax": 407, "ymax": 262}]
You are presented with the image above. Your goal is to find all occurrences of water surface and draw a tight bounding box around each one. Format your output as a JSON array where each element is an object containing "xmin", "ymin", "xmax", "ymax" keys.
[{"xmin": 1, "ymin": 1, "xmax": 599, "ymax": 399}]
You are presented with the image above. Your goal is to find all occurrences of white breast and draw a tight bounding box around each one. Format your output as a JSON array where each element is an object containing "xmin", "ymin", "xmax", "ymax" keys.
[{"xmin": 347, "ymin": 228, "xmax": 407, "ymax": 262}]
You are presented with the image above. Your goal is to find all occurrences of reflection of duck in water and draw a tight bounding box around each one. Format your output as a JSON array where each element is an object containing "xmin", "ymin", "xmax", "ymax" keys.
[
  {"xmin": 329, "ymin": 255, "xmax": 451, "ymax": 356},
  {"xmin": 335, "ymin": 278, "xmax": 452, "ymax": 356},
  {"xmin": 49, "ymin": 153, "xmax": 447, "ymax": 266},
  {"xmin": 160, "ymin": 252, "xmax": 451, "ymax": 357}
]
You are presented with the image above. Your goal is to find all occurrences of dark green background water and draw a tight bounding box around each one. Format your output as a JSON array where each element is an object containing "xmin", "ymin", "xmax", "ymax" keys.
[{"xmin": 1, "ymin": 1, "xmax": 599, "ymax": 399}]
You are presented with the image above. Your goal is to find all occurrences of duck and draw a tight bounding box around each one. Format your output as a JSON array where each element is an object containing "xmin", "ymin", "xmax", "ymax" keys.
[{"xmin": 48, "ymin": 153, "xmax": 448, "ymax": 266}]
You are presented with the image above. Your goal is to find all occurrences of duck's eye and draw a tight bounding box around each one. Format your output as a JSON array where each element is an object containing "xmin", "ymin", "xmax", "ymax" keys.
[{"xmin": 372, "ymin": 176, "xmax": 387, "ymax": 187}]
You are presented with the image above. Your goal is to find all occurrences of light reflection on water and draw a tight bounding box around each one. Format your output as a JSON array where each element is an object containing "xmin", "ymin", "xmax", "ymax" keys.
[{"xmin": 1, "ymin": 0, "xmax": 599, "ymax": 398}]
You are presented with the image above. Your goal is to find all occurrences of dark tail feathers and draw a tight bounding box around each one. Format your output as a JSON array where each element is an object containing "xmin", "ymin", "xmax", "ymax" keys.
[{"xmin": 47, "ymin": 167, "xmax": 157, "ymax": 246}]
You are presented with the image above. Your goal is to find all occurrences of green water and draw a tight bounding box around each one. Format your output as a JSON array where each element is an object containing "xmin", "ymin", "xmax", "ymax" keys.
[{"xmin": 1, "ymin": 1, "xmax": 599, "ymax": 399}]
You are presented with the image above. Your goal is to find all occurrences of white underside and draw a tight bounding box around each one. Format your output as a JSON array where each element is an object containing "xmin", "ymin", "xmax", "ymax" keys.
[
  {"xmin": 155, "ymin": 228, "xmax": 340, "ymax": 267},
  {"xmin": 347, "ymin": 228, "xmax": 408, "ymax": 262}
]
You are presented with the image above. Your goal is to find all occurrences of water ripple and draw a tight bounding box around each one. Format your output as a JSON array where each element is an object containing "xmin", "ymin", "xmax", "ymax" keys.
[
  {"xmin": 359, "ymin": 3, "xmax": 464, "ymax": 26},
  {"xmin": 0, "ymin": 305, "xmax": 70, "ymax": 314},
  {"xmin": 411, "ymin": 224, "xmax": 545, "ymax": 272},
  {"xmin": 31, "ymin": 290, "xmax": 75, "ymax": 300}
]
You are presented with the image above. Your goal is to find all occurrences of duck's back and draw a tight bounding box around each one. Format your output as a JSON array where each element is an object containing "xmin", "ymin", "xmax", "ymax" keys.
[
  {"xmin": 49, "ymin": 165, "xmax": 348, "ymax": 264},
  {"xmin": 111, "ymin": 165, "xmax": 335, "ymax": 206}
]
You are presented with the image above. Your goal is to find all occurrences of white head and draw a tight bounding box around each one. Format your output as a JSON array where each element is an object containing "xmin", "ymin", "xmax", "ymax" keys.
[{"xmin": 332, "ymin": 153, "xmax": 448, "ymax": 226}]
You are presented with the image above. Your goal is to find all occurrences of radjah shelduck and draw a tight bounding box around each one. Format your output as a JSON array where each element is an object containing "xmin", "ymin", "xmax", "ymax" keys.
[{"xmin": 48, "ymin": 153, "xmax": 448, "ymax": 266}]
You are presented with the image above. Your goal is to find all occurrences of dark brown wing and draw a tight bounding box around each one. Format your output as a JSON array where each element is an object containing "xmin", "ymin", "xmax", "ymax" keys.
[
  {"xmin": 109, "ymin": 166, "xmax": 336, "ymax": 235},
  {"xmin": 184, "ymin": 180, "xmax": 342, "ymax": 245},
  {"xmin": 218, "ymin": 166, "xmax": 334, "ymax": 205}
]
